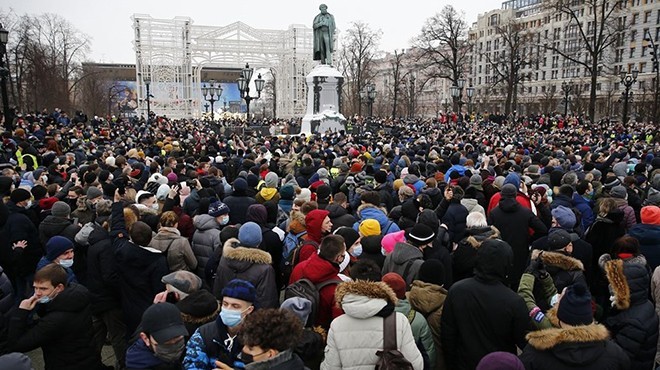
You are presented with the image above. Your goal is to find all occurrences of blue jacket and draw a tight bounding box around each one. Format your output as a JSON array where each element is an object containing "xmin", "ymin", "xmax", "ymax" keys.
[
  {"xmin": 183, "ymin": 317, "xmax": 245, "ymax": 370},
  {"xmin": 572, "ymin": 193, "xmax": 595, "ymax": 231},
  {"xmin": 444, "ymin": 165, "xmax": 466, "ymax": 182},
  {"xmin": 36, "ymin": 257, "xmax": 77, "ymax": 284},
  {"xmin": 353, "ymin": 204, "xmax": 400, "ymax": 235},
  {"xmin": 628, "ymin": 224, "xmax": 660, "ymax": 271}
]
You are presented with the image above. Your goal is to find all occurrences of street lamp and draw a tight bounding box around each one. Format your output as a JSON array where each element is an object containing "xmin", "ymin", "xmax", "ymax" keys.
[
  {"xmin": 237, "ymin": 63, "xmax": 265, "ymax": 119},
  {"xmin": 204, "ymin": 103, "xmax": 209, "ymax": 113},
  {"xmin": 645, "ymin": 30, "xmax": 660, "ymax": 123},
  {"xmin": 466, "ymin": 85, "xmax": 475, "ymax": 121},
  {"xmin": 442, "ymin": 97, "xmax": 450, "ymax": 113},
  {"xmin": 620, "ymin": 67, "xmax": 639, "ymax": 124},
  {"xmin": 0, "ymin": 23, "xmax": 11, "ymax": 131},
  {"xmin": 561, "ymin": 81, "xmax": 573, "ymax": 118},
  {"xmin": 143, "ymin": 75, "xmax": 152, "ymax": 121},
  {"xmin": 360, "ymin": 83, "xmax": 377, "ymax": 117},
  {"xmin": 202, "ymin": 79, "xmax": 222, "ymax": 122}
]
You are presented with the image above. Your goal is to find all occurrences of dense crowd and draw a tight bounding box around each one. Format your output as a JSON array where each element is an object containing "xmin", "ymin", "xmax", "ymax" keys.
[{"xmin": 0, "ymin": 108, "xmax": 658, "ymax": 370}]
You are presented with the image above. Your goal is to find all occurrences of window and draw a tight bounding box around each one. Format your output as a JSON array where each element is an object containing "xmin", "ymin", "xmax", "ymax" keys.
[
  {"xmin": 542, "ymin": 71, "xmax": 546, "ymax": 80},
  {"xmin": 631, "ymin": 29, "xmax": 637, "ymax": 42},
  {"xmin": 640, "ymin": 62, "xmax": 647, "ymax": 72},
  {"xmin": 633, "ymin": 13, "xmax": 640, "ymax": 25},
  {"xmin": 630, "ymin": 47, "xmax": 636, "ymax": 58},
  {"xmin": 645, "ymin": 11, "xmax": 652, "ymax": 23}
]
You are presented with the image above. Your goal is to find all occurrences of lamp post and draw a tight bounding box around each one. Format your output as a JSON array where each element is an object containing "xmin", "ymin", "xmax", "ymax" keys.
[
  {"xmin": 466, "ymin": 85, "xmax": 475, "ymax": 121},
  {"xmin": 237, "ymin": 63, "xmax": 265, "ymax": 119},
  {"xmin": 202, "ymin": 79, "xmax": 222, "ymax": 122},
  {"xmin": 0, "ymin": 23, "xmax": 11, "ymax": 131},
  {"xmin": 360, "ymin": 83, "xmax": 377, "ymax": 117},
  {"xmin": 561, "ymin": 81, "xmax": 572, "ymax": 118},
  {"xmin": 645, "ymin": 30, "xmax": 660, "ymax": 123},
  {"xmin": 143, "ymin": 75, "xmax": 152, "ymax": 121},
  {"xmin": 204, "ymin": 103, "xmax": 209, "ymax": 113},
  {"xmin": 442, "ymin": 97, "xmax": 450, "ymax": 113},
  {"xmin": 620, "ymin": 67, "xmax": 639, "ymax": 124},
  {"xmin": 450, "ymin": 78, "xmax": 466, "ymax": 122}
]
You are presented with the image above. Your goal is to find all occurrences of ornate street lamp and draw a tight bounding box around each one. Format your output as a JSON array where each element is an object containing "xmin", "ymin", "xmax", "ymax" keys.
[
  {"xmin": 620, "ymin": 67, "xmax": 639, "ymax": 124},
  {"xmin": 361, "ymin": 83, "xmax": 377, "ymax": 117},
  {"xmin": 466, "ymin": 85, "xmax": 475, "ymax": 120},
  {"xmin": 0, "ymin": 23, "xmax": 11, "ymax": 131},
  {"xmin": 143, "ymin": 75, "xmax": 152, "ymax": 121},
  {"xmin": 238, "ymin": 63, "xmax": 265, "ymax": 119},
  {"xmin": 203, "ymin": 79, "xmax": 222, "ymax": 122}
]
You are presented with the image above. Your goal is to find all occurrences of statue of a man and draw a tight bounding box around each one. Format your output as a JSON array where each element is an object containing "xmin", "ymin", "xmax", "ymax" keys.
[{"xmin": 313, "ymin": 4, "xmax": 336, "ymax": 65}]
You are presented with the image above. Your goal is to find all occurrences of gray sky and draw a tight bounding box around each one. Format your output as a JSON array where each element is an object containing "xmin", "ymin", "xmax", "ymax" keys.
[{"xmin": 2, "ymin": 0, "xmax": 503, "ymax": 64}]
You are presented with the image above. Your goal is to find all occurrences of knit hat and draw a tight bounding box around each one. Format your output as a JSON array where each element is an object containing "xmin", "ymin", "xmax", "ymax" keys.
[
  {"xmin": 417, "ymin": 259, "xmax": 445, "ymax": 286},
  {"xmin": 405, "ymin": 224, "xmax": 435, "ymax": 247},
  {"xmin": 350, "ymin": 162, "xmax": 362, "ymax": 174},
  {"xmin": 166, "ymin": 172, "xmax": 178, "ymax": 183},
  {"xmin": 316, "ymin": 184, "xmax": 332, "ymax": 201},
  {"xmin": 382, "ymin": 272, "xmax": 407, "ymax": 299},
  {"xmin": 359, "ymin": 219, "xmax": 381, "ymax": 236},
  {"xmin": 176, "ymin": 290, "xmax": 220, "ymax": 319},
  {"xmin": 500, "ymin": 183, "xmax": 518, "ymax": 199},
  {"xmin": 603, "ymin": 176, "xmax": 621, "ymax": 189},
  {"xmin": 333, "ymin": 226, "xmax": 360, "ymax": 248},
  {"xmin": 51, "ymin": 201, "xmax": 71, "ymax": 218},
  {"xmin": 476, "ymin": 352, "xmax": 525, "ymax": 370},
  {"xmin": 238, "ymin": 222, "xmax": 262, "ymax": 248},
  {"xmin": 556, "ymin": 283, "xmax": 593, "ymax": 326},
  {"xmin": 10, "ymin": 188, "xmax": 31, "ymax": 204},
  {"xmin": 547, "ymin": 229, "xmax": 572, "ymax": 250},
  {"xmin": 551, "ymin": 205, "xmax": 576, "ymax": 229},
  {"xmin": 503, "ymin": 173, "xmax": 521, "ymax": 189},
  {"xmin": 281, "ymin": 297, "xmax": 312, "ymax": 326},
  {"xmin": 264, "ymin": 172, "xmax": 279, "ymax": 188},
  {"xmin": 87, "ymin": 186, "xmax": 103, "ymax": 200},
  {"xmin": 46, "ymin": 236, "xmax": 74, "ymax": 261},
  {"xmin": 641, "ymin": 206, "xmax": 660, "ymax": 225},
  {"xmin": 141, "ymin": 302, "xmax": 189, "ymax": 343},
  {"xmin": 233, "ymin": 178, "xmax": 248, "ymax": 192},
  {"xmin": 317, "ymin": 168, "xmax": 329, "ymax": 179},
  {"xmin": 374, "ymin": 170, "xmax": 387, "ymax": 184},
  {"xmin": 221, "ymin": 279, "xmax": 256, "ymax": 303},
  {"xmin": 469, "ymin": 174, "xmax": 483, "ymax": 190},
  {"xmin": 279, "ymin": 185, "xmax": 295, "ymax": 200},
  {"xmin": 162, "ymin": 270, "xmax": 202, "ymax": 295},
  {"xmin": 208, "ymin": 201, "xmax": 230, "ymax": 217},
  {"xmin": 610, "ymin": 185, "xmax": 627, "ymax": 199},
  {"xmin": 295, "ymin": 188, "xmax": 312, "ymax": 203}
]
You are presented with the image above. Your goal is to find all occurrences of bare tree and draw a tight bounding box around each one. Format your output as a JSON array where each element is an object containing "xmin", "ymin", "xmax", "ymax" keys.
[
  {"xmin": 540, "ymin": 87, "xmax": 559, "ymax": 114},
  {"xmin": 336, "ymin": 21, "xmax": 382, "ymax": 116},
  {"xmin": 415, "ymin": 5, "xmax": 471, "ymax": 110},
  {"xmin": 545, "ymin": 0, "xmax": 625, "ymax": 121},
  {"xmin": 389, "ymin": 49, "xmax": 406, "ymax": 119}
]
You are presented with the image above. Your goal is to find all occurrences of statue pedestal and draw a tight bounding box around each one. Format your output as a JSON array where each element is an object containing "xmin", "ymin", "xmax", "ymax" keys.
[{"xmin": 301, "ymin": 64, "xmax": 346, "ymax": 135}]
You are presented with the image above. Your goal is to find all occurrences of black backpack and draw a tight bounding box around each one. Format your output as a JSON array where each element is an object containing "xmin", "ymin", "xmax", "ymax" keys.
[
  {"xmin": 283, "ymin": 278, "xmax": 341, "ymax": 327},
  {"xmin": 375, "ymin": 313, "xmax": 414, "ymax": 370}
]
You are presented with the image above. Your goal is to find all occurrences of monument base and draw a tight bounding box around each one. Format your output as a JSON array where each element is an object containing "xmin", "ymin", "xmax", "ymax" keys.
[{"xmin": 300, "ymin": 64, "xmax": 346, "ymax": 135}]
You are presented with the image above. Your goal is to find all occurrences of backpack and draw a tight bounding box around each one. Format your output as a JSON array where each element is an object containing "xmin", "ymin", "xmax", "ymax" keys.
[
  {"xmin": 281, "ymin": 236, "xmax": 318, "ymax": 284},
  {"xmin": 283, "ymin": 278, "xmax": 341, "ymax": 327},
  {"xmin": 375, "ymin": 313, "xmax": 414, "ymax": 370}
]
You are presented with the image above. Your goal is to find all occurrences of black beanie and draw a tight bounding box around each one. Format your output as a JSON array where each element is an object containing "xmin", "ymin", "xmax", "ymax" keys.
[
  {"xmin": 374, "ymin": 170, "xmax": 387, "ymax": 184},
  {"xmin": 417, "ymin": 259, "xmax": 445, "ymax": 287},
  {"xmin": 10, "ymin": 188, "xmax": 31, "ymax": 204},
  {"xmin": 557, "ymin": 283, "xmax": 593, "ymax": 326}
]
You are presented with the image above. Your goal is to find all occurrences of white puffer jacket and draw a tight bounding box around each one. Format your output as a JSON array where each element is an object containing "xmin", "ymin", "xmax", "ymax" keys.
[{"xmin": 321, "ymin": 280, "xmax": 424, "ymax": 370}]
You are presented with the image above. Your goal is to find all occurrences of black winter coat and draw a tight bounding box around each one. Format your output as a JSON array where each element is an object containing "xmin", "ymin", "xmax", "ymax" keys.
[
  {"xmin": 7, "ymin": 283, "xmax": 102, "ymax": 370},
  {"xmin": 531, "ymin": 229, "xmax": 593, "ymax": 286},
  {"xmin": 436, "ymin": 198, "xmax": 469, "ymax": 244},
  {"xmin": 223, "ymin": 192, "xmax": 257, "ymax": 225},
  {"xmin": 452, "ymin": 226, "xmax": 500, "ymax": 283},
  {"xmin": 86, "ymin": 224, "xmax": 121, "ymax": 315},
  {"xmin": 38, "ymin": 215, "xmax": 81, "ymax": 247},
  {"xmin": 326, "ymin": 203, "xmax": 356, "ymax": 231},
  {"xmin": 2, "ymin": 202, "xmax": 43, "ymax": 278}
]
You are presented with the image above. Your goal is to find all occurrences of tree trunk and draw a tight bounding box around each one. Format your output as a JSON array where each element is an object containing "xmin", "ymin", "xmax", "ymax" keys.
[{"xmin": 589, "ymin": 58, "xmax": 598, "ymax": 121}]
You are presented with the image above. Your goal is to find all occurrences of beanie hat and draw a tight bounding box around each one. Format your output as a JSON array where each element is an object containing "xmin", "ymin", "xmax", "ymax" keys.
[
  {"xmin": 166, "ymin": 172, "xmax": 178, "ymax": 183},
  {"xmin": 238, "ymin": 222, "xmax": 263, "ymax": 248},
  {"xmin": 500, "ymin": 183, "xmax": 518, "ymax": 199},
  {"xmin": 359, "ymin": 219, "xmax": 381, "ymax": 236},
  {"xmin": 221, "ymin": 279, "xmax": 256, "ymax": 303},
  {"xmin": 87, "ymin": 186, "xmax": 103, "ymax": 200},
  {"xmin": 279, "ymin": 185, "xmax": 295, "ymax": 200},
  {"xmin": 295, "ymin": 188, "xmax": 312, "ymax": 203},
  {"xmin": 209, "ymin": 201, "xmax": 230, "ymax": 217},
  {"xmin": 105, "ymin": 156, "xmax": 116, "ymax": 167},
  {"xmin": 350, "ymin": 162, "xmax": 362, "ymax": 174},
  {"xmin": 641, "ymin": 205, "xmax": 660, "ymax": 225},
  {"xmin": 317, "ymin": 168, "xmax": 329, "ymax": 179},
  {"xmin": 503, "ymin": 173, "xmax": 521, "ymax": 190},
  {"xmin": 551, "ymin": 205, "xmax": 576, "ymax": 229},
  {"xmin": 604, "ymin": 176, "xmax": 621, "ymax": 189},
  {"xmin": 316, "ymin": 184, "xmax": 332, "ymax": 201},
  {"xmin": 469, "ymin": 174, "xmax": 483, "ymax": 190},
  {"xmin": 233, "ymin": 178, "xmax": 248, "ymax": 192},
  {"xmin": 265, "ymin": 172, "xmax": 279, "ymax": 188},
  {"xmin": 557, "ymin": 283, "xmax": 593, "ymax": 326},
  {"xmin": 547, "ymin": 229, "xmax": 572, "ymax": 250},
  {"xmin": 405, "ymin": 224, "xmax": 435, "ymax": 247},
  {"xmin": 39, "ymin": 196, "xmax": 58, "ymax": 211},
  {"xmin": 374, "ymin": 170, "xmax": 387, "ymax": 184},
  {"xmin": 417, "ymin": 259, "xmax": 445, "ymax": 286},
  {"xmin": 476, "ymin": 352, "xmax": 525, "ymax": 370},
  {"xmin": 51, "ymin": 201, "xmax": 71, "ymax": 218},
  {"xmin": 46, "ymin": 236, "xmax": 74, "ymax": 261},
  {"xmin": 382, "ymin": 272, "xmax": 407, "ymax": 299},
  {"xmin": 246, "ymin": 173, "xmax": 259, "ymax": 188},
  {"xmin": 281, "ymin": 297, "xmax": 312, "ymax": 326},
  {"xmin": 10, "ymin": 188, "xmax": 31, "ymax": 204},
  {"xmin": 333, "ymin": 226, "xmax": 360, "ymax": 249},
  {"xmin": 610, "ymin": 185, "xmax": 627, "ymax": 199}
]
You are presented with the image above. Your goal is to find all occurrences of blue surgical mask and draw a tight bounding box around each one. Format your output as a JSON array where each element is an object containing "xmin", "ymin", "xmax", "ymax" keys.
[
  {"xmin": 220, "ymin": 308, "xmax": 247, "ymax": 327},
  {"xmin": 38, "ymin": 296, "xmax": 52, "ymax": 304},
  {"xmin": 350, "ymin": 244, "xmax": 362, "ymax": 257},
  {"xmin": 59, "ymin": 259, "xmax": 74, "ymax": 268},
  {"xmin": 219, "ymin": 216, "xmax": 229, "ymax": 226}
]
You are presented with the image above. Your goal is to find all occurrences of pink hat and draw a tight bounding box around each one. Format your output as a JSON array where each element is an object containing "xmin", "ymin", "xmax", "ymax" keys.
[
  {"xmin": 166, "ymin": 172, "xmax": 178, "ymax": 183},
  {"xmin": 381, "ymin": 230, "xmax": 406, "ymax": 255}
]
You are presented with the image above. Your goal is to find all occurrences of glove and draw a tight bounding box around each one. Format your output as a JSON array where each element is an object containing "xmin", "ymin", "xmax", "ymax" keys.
[
  {"xmin": 534, "ymin": 260, "xmax": 549, "ymax": 280},
  {"xmin": 524, "ymin": 259, "xmax": 541, "ymax": 275}
]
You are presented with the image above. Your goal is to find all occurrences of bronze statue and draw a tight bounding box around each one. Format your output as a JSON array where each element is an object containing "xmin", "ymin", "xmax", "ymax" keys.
[{"xmin": 313, "ymin": 4, "xmax": 335, "ymax": 65}]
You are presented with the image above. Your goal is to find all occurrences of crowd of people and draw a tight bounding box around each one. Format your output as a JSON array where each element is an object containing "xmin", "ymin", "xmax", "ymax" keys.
[{"xmin": 0, "ymin": 108, "xmax": 657, "ymax": 370}]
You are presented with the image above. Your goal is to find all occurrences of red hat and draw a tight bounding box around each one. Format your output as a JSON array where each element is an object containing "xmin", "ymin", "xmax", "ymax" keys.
[
  {"xmin": 641, "ymin": 206, "xmax": 660, "ymax": 225},
  {"xmin": 349, "ymin": 163, "xmax": 363, "ymax": 174},
  {"xmin": 39, "ymin": 196, "xmax": 59, "ymax": 210},
  {"xmin": 382, "ymin": 272, "xmax": 406, "ymax": 299}
]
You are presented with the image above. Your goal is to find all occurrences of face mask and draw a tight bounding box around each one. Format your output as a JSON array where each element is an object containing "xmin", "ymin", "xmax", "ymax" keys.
[
  {"xmin": 241, "ymin": 351, "xmax": 258, "ymax": 365},
  {"xmin": 219, "ymin": 216, "xmax": 229, "ymax": 226},
  {"xmin": 220, "ymin": 307, "xmax": 247, "ymax": 327},
  {"xmin": 41, "ymin": 175, "xmax": 48, "ymax": 183},
  {"xmin": 153, "ymin": 338, "xmax": 185, "ymax": 363},
  {"xmin": 38, "ymin": 295, "xmax": 52, "ymax": 304},
  {"xmin": 381, "ymin": 247, "xmax": 387, "ymax": 256},
  {"xmin": 151, "ymin": 203, "xmax": 160, "ymax": 211},
  {"xmin": 350, "ymin": 244, "xmax": 362, "ymax": 257},
  {"xmin": 59, "ymin": 259, "xmax": 74, "ymax": 268},
  {"xmin": 550, "ymin": 293, "xmax": 560, "ymax": 307},
  {"xmin": 25, "ymin": 200, "xmax": 33, "ymax": 209}
]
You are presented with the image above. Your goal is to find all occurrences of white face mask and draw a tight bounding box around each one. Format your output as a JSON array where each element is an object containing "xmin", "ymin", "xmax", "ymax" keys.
[
  {"xmin": 151, "ymin": 202, "xmax": 160, "ymax": 211},
  {"xmin": 219, "ymin": 216, "xmax": 229, "ymax": 226},
  {"xmin": 59, "ymin": 259, "xmax": 74, "ymax": 268},
  {"xmin": 25, "ymin": 200, "xmax": 33, "ymax": 209}
]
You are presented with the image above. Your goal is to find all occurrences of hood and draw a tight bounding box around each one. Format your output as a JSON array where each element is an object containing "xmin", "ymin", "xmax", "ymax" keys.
[
  {"xmin": 497, "ymin": 197, "xmax": 521, "ymax": 213},
  {"xmin": 474, "ymin": 239, "xmax": 513, "ymax": 283},
  {"xmin": 531, "ymin": 250, "xmax": 584, "ymax": 272},
  {"xmin": 305, "ymin": 209, "xmax": 329, "ymax": 243},
  {"xmin": 193, "ymin": 214, "xmax": 220, "ymax": 231},
  {"xmin": 604, "ymin": 258, "xmax": 649, "ymax": 310},
  {"xmin": 259, "ymin": 187, "xmax": 278, "ymax": 201},
  {"xmin": 391, "ymin": 242, "xmax": 424, "ymax": 265},
  {"xmin": 407, "ymin": 280, "xmax": 447, "ymax": 314},
  {"xmin": 460, "ymin": 198, "xmax": 481, "ymax": 213},
  {"xmin": 357, "ymin": 204, "xmax": 390, "ymax": 228},
  {"xmin": 423, "ymin": 187, "xmax": 441, "ymax": 197},
  {"xmin": 627, "ymin": 224, "xmax": 660, "ymax": 244},
  {"xmin": 325, "ymin": 203, "xmax": 348, "ymax": 218},
  {"xmin": 297, "ymin": 252, "xmax": 340, "ymax": 284},
  {"xmin": 222, "ymin": 238, "xmax": 272, "ymax": 272},
  {"xmin": 526, "ymin": 324, "xmax": 610, "ymax": 365},
  {"xmin": 400, "ymin": 200, "xmax": 420, "ymax": 220},
  {"xmin": 335, "ymin": 280, "xmax": 397, "ymax": 319},
  {"xmin": 246, "ymin": 204, "xmax": 268, "ymax": 226},
  {"xmin": 45, "ymin": 282, "xmax": 90, "ymax": 313},
  {"xmin": 87, "ymin": 225, "xmax": 109, "ymax": 246},
  {"xmin": 464, "ymin": 226, "xmax": 501, "ymax": 248}
]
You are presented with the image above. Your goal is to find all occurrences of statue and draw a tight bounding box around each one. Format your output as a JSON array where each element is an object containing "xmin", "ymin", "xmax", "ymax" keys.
[{"xmin": 313, "ymin": 4, "xmax": 336, "ymax": 65}]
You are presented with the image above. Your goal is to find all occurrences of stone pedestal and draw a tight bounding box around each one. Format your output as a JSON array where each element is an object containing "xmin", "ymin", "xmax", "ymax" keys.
[{"xmin": 300, "ymin": 64, "xmax": 346, "ymax": 135}]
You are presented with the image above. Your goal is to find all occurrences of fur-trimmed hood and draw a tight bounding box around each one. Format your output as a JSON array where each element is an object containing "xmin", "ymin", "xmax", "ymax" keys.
[
  {"xmin": 531, "ymin": 250, "xmax": 584, "ymax": 271},
  {"xmin": 465, "ymin": 226, "xmax": 500, "ymax": 248},
  {"xmin": 604, "ymin": 258, "xmax": 650, "ymax": 310},
  {"xmin": 334, "ymin": 280, "xmax": 397, "ymax": 320},
  {"xmin": 526, "ymin": 323, "xmax": 610, "ymax": 350},
  {"xmin": 222, "ymin": 238, "xmax": 272, "ymax": 265}
]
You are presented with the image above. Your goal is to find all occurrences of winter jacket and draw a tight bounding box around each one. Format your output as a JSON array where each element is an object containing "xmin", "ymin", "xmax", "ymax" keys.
[
  {"xmin": 149, "ymin": 227, "xmax": 197, "ymax": 272},
  {"xmin": 2, "ymin": 202, "xmax": 43, "ymax": 278},
  {"xmin": 289, "ymin": 252, "xmax": 343, "ymax": 329},
  {"xmin": 86, "ymin": 224, "xmax": 121, "ymax": 315},
  {"xmin": 38, "ymin": 215, "xmax": 81, "ymax": 247},
  {"xmin": 375, "ymin": 182, "xmax": 395, "ymax": 212},
  {"xmin": 572, "ymin": 193, "xmax": 595, "ymax": 230},
  {"xmin": 7, "ymin": 283, "xmax": 102, "ymax": 370},
  {"xmin": 382, "ymin": 242, "xmax": 425, "ymax": 287},
  {"xmin": 441, "ymin": 239, "xmax": 530, "ymax": 370},
  {"xmin": 255, "ymin": 188, "xmax": 281, "ymax": 204},
  {"xmin": 191, "ymin": 214, "xmax": 222, "ymax": 277},
  {"xmin": 489, "ymin": 197, "xmax": 547, "ymax": 289},
  {"xmin": 520, "ymin": 323, "xmax": 631, "ymax": 370},
  {"xmin": 650, "ymin": 266, "xmax": 660, "ymax": 365},
  {"xmin": 211, "ymin": 238, "xmax": 278, "ymax": 308},
  {"xmin": 183, "ymin": 316, "xmax": 244, "ymax": 370},
  {"xmin": 613, "ymin": 198, "xmax": 637, "ymax": 231},
  {"xmin": 487, "ymin": 191, "xmax": 533, "ymax": 215},
  {"xmin": 245, "ymin": 349, "xmax": 307, "ymax": 370},
  {"xmin": 437, "ymin": 199, "xmax": 469, "ymax": 244},
  {"xmin": 531, "ymin": 250, "xmax": 587, "ymax": 308},
  {"xmin": 604, "ymin": 259, "xmax": 658, "ymax": 370},
  {"xmin": 452, "ymin": 226, "xmax": 500, "ymax": 283},
  {"xmin": 628, "ymin": 223, "xmax": 660, "ymax": 271},
  {"xmin": 531, "ymin": 228, "xmax": 594, "ymax": 287},
  {"xmin": 352, "ymin": 204, "xmax": 400, "ymax": 235},
  {"xmin": 126, "ymin": 338, "xmax": 182, "ymax": 370},
  {"xmin": 394, "ymin": 297, "xmax": 436, "ymax": 367},
  {"xmin": 297, "ymin": 209, "xmax": 328, "ymax": 264},
  {"xmin": 112, "ymin": 202, "xmax": 169, "ymax": 335},
  {"xmin": 408, "ymin": 280, "xmax": 448, "ymax": 370},
  {"xmin": 585, "ymin": 211, "xmax": 626, "ymax": 270},
  {"xmin": 320, "ymin": 280, "xmax": 424, "ymax": 370},
  {"xmin": 223, "ymin": 192, "xmax": 257, "ymax": 225},
  {"xmin": 325, "ymin": 203, "xmax": 356, "ymax": 231}
]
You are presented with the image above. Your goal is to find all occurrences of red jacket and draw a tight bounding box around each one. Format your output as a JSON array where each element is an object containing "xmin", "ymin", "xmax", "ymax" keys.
[
  {"xmin": 289, "ymin": 252, "xmax": 343, "ymax": 329},
  {"xmin": 487, "ymin": 191, "xmax": 532, "ymax": 215},
  {"xmin": 298, "ymin": 209, "xmax": 329, "ymax": 263}
]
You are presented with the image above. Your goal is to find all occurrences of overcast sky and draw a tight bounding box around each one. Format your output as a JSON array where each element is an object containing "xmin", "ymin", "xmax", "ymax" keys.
[{"xmin": 2, "ymin": 0, "xmax": 504, "ymax": 64}]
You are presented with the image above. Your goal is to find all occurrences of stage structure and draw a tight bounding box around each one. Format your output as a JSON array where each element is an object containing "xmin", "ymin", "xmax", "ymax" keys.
[{"xmin": 132, "ymin": 14, "xmax": 314, "ymax": 119}]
